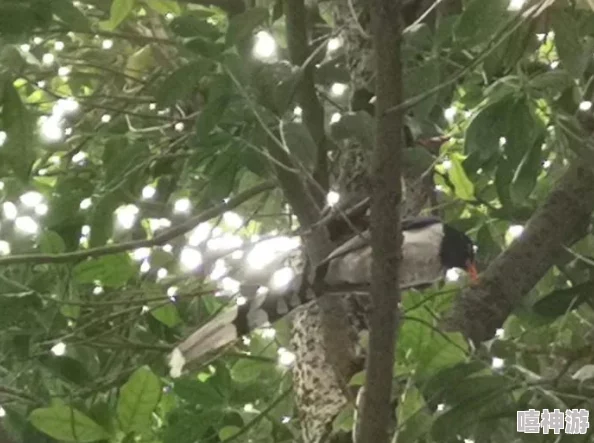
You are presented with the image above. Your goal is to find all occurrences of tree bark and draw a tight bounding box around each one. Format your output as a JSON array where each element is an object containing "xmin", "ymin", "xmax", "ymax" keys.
[{"xmin": 357, "ymin": 1, "xmax": 404, "ymax": 442}]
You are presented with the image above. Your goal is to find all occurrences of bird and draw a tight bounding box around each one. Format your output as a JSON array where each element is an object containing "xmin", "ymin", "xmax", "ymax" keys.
[{"xmin": 167, "ymin": 216, "xmax": 477, "ymax": 376}]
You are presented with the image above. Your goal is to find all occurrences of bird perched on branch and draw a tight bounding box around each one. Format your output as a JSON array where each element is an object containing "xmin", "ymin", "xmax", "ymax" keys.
[{"xmin": 168, "ymin": 216, "xmax": 477, "ymax": 376}]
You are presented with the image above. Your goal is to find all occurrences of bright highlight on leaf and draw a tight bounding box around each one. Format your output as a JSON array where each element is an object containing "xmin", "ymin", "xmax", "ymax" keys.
[
  {"xmin": 444, "ymin": 106, "xmax": 457, "ymax": 123},
  {"xmin": 188, "ymin": 223, "xmax": 211, "ymax": 246},
  {"xmin": 19, "ymin": 191, "xmax": 43, "ymax": 207},
  {"xmin": 246, "ymin": 237, "xmax": 300, "ymax": 271},
  {"xmin": 54, "ymin": 41, "xmax": 64, "ymax": 51},
  {"xmin": 0, "ymin": 131, "xmax": 6, "ymax": 146},
  {"xmin": 79, "ymin": 198, "xmax": 92, "ymax": 210},
  {"xmin": 278, "ymin": 347, "xmax": 296, "ymax": 367},
  {"xmin": 15, "ymin": 216, "xmax": 38, "ymax": 234},
  {"xmin": 101, "ymin": 114, "xmax": 112, "ymax": 123},
  {"xmin": 132, "ymin": 247, "xmax": 150, "ymax": 261},
  {"xmin": 507, "ymin": 0, "xmax": 525, "ymax": 11},
  {"xmin": 327, "ymin": 37, "xmax": 342, "ymax": 52},
  {"xmin": 115, "ymin": 204, "xmax": 139, "ymax": 229},
  {"xmin": 141, "ymin": 185, "xmax": 156, "ymax": 199},
  {"xmin": 102, "ymin": 39, "xmax": 113, "ymax": 49},
  {"xmin": 220, "ymin": 277, "xmax": 240, "ymax": 296},
  {"xmin": 223, "ymin": 211, "xmax": 243, "ymax": 229},
  {"xmin": 326, "ymin": 190, "xmax": 340, "ymax": 207},
  {"xmin": 579, "ymin": 101, "xmax": 592, "ymax": 111},
  {"xmin": 330, "ymin": 83, "xmax": 348, "ymax": 97},
  {"xmin": 179, "ymin": 247, "xmax": 202, "ymax": 271},
  {"xmin": 491, "ymin": 357, "xmax": 505, "ymax": 369},
  {"xmin": 0, "ymin": 241, "xmax": 11, "ymax": 256},
  {"xmin": 2, "ymin": 202, "xmax": 17, "ymax": 220},
  {"xmin": 173, "ymin": 197, "xmax": 191, "ymax": 213},
  {"xmin": 58, "ymin": 66, "xmax": 71, "ymax": 77},
  {"xmin": 40, "ymin": 116, "xmax": 64, "ymax": 143},
  {"xmin": 72, "ymin": 152, "xmax": 87, "ymax": 164},
  {"xmin": 507, "ymin": 224, "xmax": 524, "ymax": 239},
  {"xmin": 51, "ymin": 342, "xmax": 67, "ymax": 356},
  {"xmin": 330, "ymin": 112, "xmax": 341, "ymax": 124},
  {"xmin": 252, "ymin": 31, "xmax": 277, "ymax": 60},
  {"xmin": 42, "ymin": 53, "xmax": 55, "ymax": 65},
  {"xmin": 209, "ymin": 259, "xmax": 228, "ymax": 281}
]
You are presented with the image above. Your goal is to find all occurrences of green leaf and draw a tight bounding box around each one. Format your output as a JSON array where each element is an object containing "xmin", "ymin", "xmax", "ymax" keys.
[
  {"xmin": 88, "ymin": 192, "xmax": 119, "ymax": 248},
  {"xmin": 73, "ymin": 254, "xmax": 136, "ymax": 288},
  {"xmin": 156, "ymin": 60, "xmax": 214, "ymax": 107},
  {"xmin": 195, "ymin": 95, "xmax": 230, "ymax": 137},
  {"xmin": 225, "ymin": 7, "xmax": 268, "ymax": 46},
  {"xmin": 219, "ymin": 426, "xmax": 241, "ymax": 440},
  {"xmin": 117, "ymin": 366, "xmax": 162, "ymax": 433},
  {"xmin": 332, "ymin": 404, "xmax": 354, "ymax": 433},
  {"xmin": 552, "ymin": 11, "xmax": 590, "ymax": 78},
  {"xmin": 448, "ymin": 154, "xmax": 475, "ymax": 200},
  {"xmin": 532, "ymin": 281, "xmax": 594, "ymax": 318},
  {"xmin": 464, "ymin": 96, "xmax": 513, "ymax": 165},
  {"xmin": 403, "ymin": 60, "xmax": 440, "ymax": 117},
  {"xmin": 102, "ymin": 0, "xmax": 136, "ymax": 30},
  {"xmin": 52, "ymin": 0, "xmax": 91, "ymax": 31},
  {"xmin": 455, "ymin": 0, "xmax": 509, "ymax": 47},
  {"xmin": 281, "ymin": 121, "xmax": 318, "ymax": 172},
  {"xmin": 151, "ymin": 303, "xmax": 182, "ymax": 327},
  {"xmin": 38, "ymin": 231, "xmax": 66, "ymax": 254},
  {"xmin": 510, "ymin": 136, "xmax": 543, "ymax": 203},
  {"xmin": 145, "ymin": 0, "xmax": 181, "ymax": 15},
  {"xmin": 173, "ymin": 378, "xmax": 224, "ymax": 407},
  {"xmin": 171, "ymin": 15, "xmax": 220, "ymax": 38},
  {"xmin": 1, "ymin": 77, "xmax": 35, "ymax": 181},
  {"xmin": 230, "ymin": 358, "xmax": 266, "ymax": 383},
  {"xmin": 29, "ymin": 406, "xmax": 109, "ymax": 442}
]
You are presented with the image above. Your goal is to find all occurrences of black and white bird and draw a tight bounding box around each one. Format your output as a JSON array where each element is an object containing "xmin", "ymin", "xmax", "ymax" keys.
[{"xmin": 168, "ymin": 216, "xmax": 477, "ymax": 376}]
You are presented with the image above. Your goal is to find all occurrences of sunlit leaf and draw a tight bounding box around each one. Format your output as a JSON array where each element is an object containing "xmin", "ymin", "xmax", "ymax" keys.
[
  {"xmin": 117, "ymin": 366, "xmax": 162, "ymax": 433},
  {"xmin": 225, "ymin": 7, "xmax": 268, "ymax": 45},
  {"xmin": 73, "ymin": 254, "xmax": 137, "ymax": 288},
  {"xmin": 29, "ymin": 406, "xmax": 109, "ymax": 442}
]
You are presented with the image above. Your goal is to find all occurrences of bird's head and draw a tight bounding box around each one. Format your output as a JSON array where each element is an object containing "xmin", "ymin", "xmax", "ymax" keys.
[{"xmin": 440, "ymin": 224, "xmax": 478, "ymax": 282}]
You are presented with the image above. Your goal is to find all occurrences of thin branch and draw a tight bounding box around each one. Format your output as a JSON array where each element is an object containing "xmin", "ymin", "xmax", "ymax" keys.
[{"xmin": 0, "ymin": 181, "xmax": 274, "ymax": 267}]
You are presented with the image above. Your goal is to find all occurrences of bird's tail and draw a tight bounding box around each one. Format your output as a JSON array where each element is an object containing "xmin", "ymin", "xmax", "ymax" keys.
[{"xmin": 168, "ymin": 256, "xmax": 313, "ymax": 377}]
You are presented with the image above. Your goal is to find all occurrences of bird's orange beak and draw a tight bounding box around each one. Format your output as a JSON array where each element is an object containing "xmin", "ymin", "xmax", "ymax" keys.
[{"xmin": 466, "ymin": 260, "xmax": 479, "ymax": 283}]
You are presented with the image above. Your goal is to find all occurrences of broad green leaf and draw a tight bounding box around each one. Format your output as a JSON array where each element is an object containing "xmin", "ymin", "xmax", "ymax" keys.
[
  {"xmin": 464, "ymin": 96, "xmax": 514, "ymax": 164},
  {"xmin": 102, "ymin": 0, "xmax": 136, "ymax": 30},
  {"xmin": 332, "ymin": 404, "xmax": 354, "ymax": 433},
  {"xmin": 171, "ymin": 15, "xmax": 220, "ymax": 38},
  {"xmin": 510, "ymin": 136, "xmax": 543, "ymax": 203},
  {"xmin": 151, "ymin": 303, "xmax": 182, "ymax": 327},
  {"xmin": 219, "ymin": 426, "xmax": 241, "ymax": 440},
  {"xmin": 156, "ymin": 60, "xmax": 214, "ymax": 107},
  {"xmin": 125, "ymin": 45, "xmax": 154, "ymax": 79},
  {"xmin": 448, "ymin": 155, "xmax": 475, "ymax": 200},
  {"xmin": 29, "ymin": 406, "xmax": 109, "ymax": 442},
  {"xmin": 73, "ymin": 254, "xmax": 136, "ymax": 287},
  {"xmin": 38, "ymin": 230, "xmax": 66, "ymax": 254},
  {"xmin": 403, "ymin": 60, "xmax": 440, "ymax": 117},
  {"xmin": 552, "ymin": 11, "xmax": 590, "ymax": 78},
  {"xmin": 0, "ymin": 2, "xmax": 52, "ymax": 37},
  {"xmin": 1, "ymin": 77, "xmax": 35, "ymax": 181},
  {"xmin": 455, "ymin": 0, "xmax": 509, "ymax": 47},
  {"xmin": 39, "ymin": 355, "xmax": 92, "ymax": 386},
  {"xmin": 145, "ymin": 0, "xmax": 181, "ymax": 15},
  {"xmin": 172, "ymin": 378, "xmax": 224, "ymax": 407},
  {"xmin": 531, "ymin": 281, "xmax": 594, "ymax": 318},
  {"xmin": 230, "ymin": 358, "xmax": 266, "ymax": 383},
  {"xmin": 226, "ymin": 7, "xmax": 268, "ymax": 45},
  {"xmin": 394, "ymin": 386, "xmax": 433, "ymax": 443},
  {"xmin": 117, "ymin": 366, "xmax": 161, "ymax": 433},
  {"xmin": 195, "ymin": 95, "xmax": 230, "ymax": 137},
  {"xmin": 103, "ymin": 139, "xmax": 149, "ymax": 191},
  {"xmin": 52, "ymin": 0, "xmax": 91, "ymax": 31}
]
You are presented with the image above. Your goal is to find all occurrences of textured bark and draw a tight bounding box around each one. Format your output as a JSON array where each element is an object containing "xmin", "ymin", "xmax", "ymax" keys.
[
  {"xmin": 357, "ymin": 0, "xmax": 403, "ymax": 442},
  {"xmin": 445, "ymin": 166, "xmax": 594, "ymax": 343}
]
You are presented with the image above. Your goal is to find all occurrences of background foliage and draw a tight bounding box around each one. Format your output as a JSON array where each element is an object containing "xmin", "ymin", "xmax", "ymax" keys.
[{"xmin": 0, "ymin": 0, "xmax": 594, "ymax": 442}]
